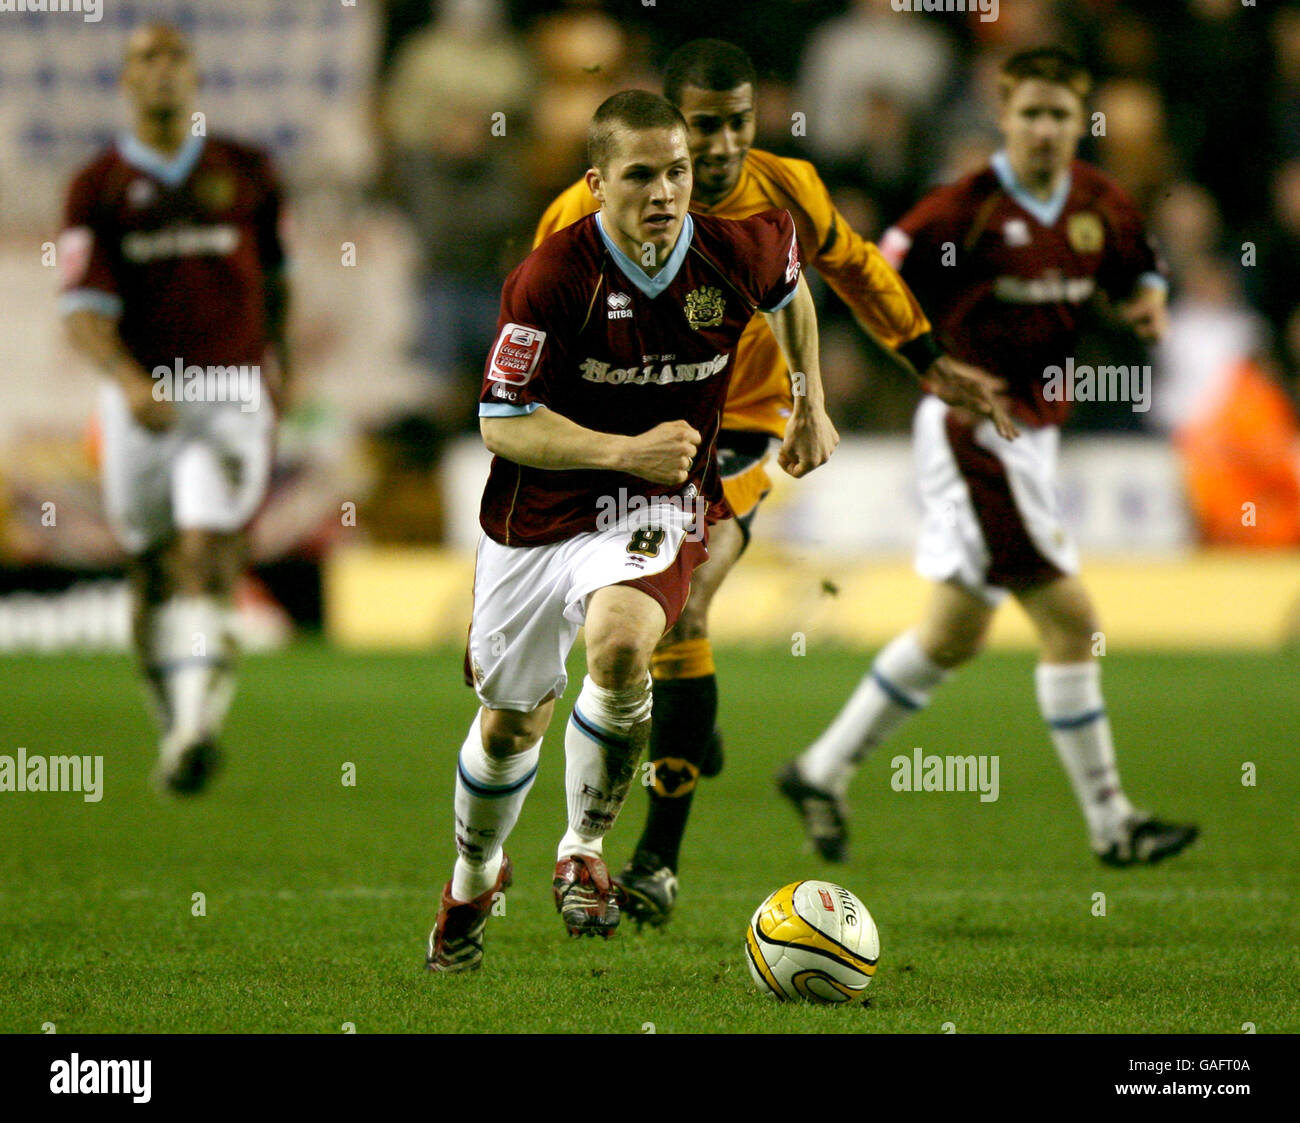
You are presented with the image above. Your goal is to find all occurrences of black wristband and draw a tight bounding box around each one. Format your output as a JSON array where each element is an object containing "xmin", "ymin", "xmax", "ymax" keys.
[{"xmin": 896, "ymin": 331, "xmax": 943, "ymax": 376}]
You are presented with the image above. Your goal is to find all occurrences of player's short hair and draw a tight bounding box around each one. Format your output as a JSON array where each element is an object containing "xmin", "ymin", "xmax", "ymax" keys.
[
  {"xmin": 663, "ymin": 39, "xmax": 757, "ymax": 107},
  {"xmin": 998, "ymin": 47, "xmax": 1092, "ymax": 104},
  {"xmin": 587, "ymin": 90, "xmax": 689, "ymax": 173},
  {"xmin": 125, "ymin": 21, "xmax": 191, "ymax": 63}
]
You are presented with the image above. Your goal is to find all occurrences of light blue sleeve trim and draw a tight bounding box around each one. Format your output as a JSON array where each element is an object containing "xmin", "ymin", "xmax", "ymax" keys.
[
  {"xmin": 759, "ymin": 283, "xmax": 799, "ymax": 314},
  {"xmin": 59, "ymin": 289, "xmax": 123, "ymax": 319},
  {"xmin": 479, "ymin": 400, "xmax": 545, "ymax": 418},
  {"xmin": 1137, "ymin": 271, "xmax": 1168, "ymax": 292}
]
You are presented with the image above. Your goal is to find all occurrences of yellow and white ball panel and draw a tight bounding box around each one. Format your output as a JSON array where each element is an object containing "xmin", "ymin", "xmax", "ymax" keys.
[
  {"xmin": 746, "ymin": 881, "xmax": 880, "ymax": 1004},
  {"xmin": 745, "ymin": 922, "xmax": 788, "ymax": 999}
]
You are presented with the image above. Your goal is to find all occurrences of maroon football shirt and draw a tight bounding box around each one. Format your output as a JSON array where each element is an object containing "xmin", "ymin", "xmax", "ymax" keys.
[
  {"xmin": 478, "ymin": 208, "xmax": 801, "ymax": 546},
  {"xmin": 879, "ymin": 153, "xmax": 1164, "ymax": 427},
  {"xmin": 59, "ymin": 133, "xmax": 285, "ymax": 372}
]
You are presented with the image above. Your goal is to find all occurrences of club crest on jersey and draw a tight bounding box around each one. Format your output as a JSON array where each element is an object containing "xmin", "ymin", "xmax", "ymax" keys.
[
  {"xmin": 607, "ymin": 292, "xmax": 633, "ymax": 320},
  {"xmin": 193, "ymin": 170, "xmax": 237, "ymax": 212},
  {"xmin": 127, "ymin": 178, "xmax": 157, "ymax": 209},
  {"xmin": 488, "ymin": 323, "xmax": 546, "ymax": 386},
  {"xmin": 1003, "ymin": 218, "xmax": 1031, "ymax": 247},
  {"xmin": 1067, "ymin": 212, "xmax": 1105, "ymax": 254},
  {"xmin": 684, "ymin": 285, "xmax": 725, "ymax": 330}
]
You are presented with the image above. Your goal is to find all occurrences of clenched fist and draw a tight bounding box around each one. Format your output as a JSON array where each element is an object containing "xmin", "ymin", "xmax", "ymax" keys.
[
  {"xmin": 778, "ymin": 403, "xmax": 839, "ymax": 479},
  {"xmin": 623, "ymin": 420, "xmax": 701, "ymax": 486}
]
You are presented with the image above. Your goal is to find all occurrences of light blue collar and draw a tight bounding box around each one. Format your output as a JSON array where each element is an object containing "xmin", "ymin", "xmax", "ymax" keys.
[
  {"xmin": 596, "ymin": 211, "xmax": 694, "ymax": 298},
  {"xmin": 117, "ymin": 131, "xmax": 206, "ymax": 189},
  {"xmin": 991, "ymin": 150, "xmax": 1072, "ymax": 228}
]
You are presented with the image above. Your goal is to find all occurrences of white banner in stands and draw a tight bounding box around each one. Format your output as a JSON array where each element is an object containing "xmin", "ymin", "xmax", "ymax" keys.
[{"xmin": 441, "ymin": 435, "xmax": 1193, "ymax": 556}]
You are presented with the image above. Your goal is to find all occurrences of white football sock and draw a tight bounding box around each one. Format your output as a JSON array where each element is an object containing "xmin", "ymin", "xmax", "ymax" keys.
[
  {"xmin": 202, "ymin": 602, "xmax": 239, "ymax": 735},
  {"xmin": 557, "ymin": 674, "xmax": 652, "ymax": 861},
  {"xmin": 799, "ymin": 632, "xmax": 949, "ymax": 797},
  {"xmin": 154, "ymin": 595, "xmax": 227, "ymax": 753},
  {"xmin": 1035, "ymin": 661, "xmax": 1135, "ymax": 844},
  {"xmin": 451, "ymin": 710, "xmax": 540, "ymax": 901}
]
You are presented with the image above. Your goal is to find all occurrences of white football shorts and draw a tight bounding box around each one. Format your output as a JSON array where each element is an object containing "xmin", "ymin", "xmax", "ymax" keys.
[
  {"xmin": 913, "ymin": 395, "xmax": 1078, "ymax": 604},
  {"xmin": 466, "ymin": 504, "xmax": 703, "ymax": 712},
  {"xmin": 98, "ymin": 379, "xmax": 275, "ymax": 554}
]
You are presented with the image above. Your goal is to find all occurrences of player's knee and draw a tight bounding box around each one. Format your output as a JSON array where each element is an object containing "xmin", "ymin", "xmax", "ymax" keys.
[
  {"xmin": 1040, "ymin": 618, "xmax": 1095, "ymax": 662},
  {"xmin": 480, "ymin": 711, "xmax": 543, "ymax": 757},
  {"xmin": 174, "ymin": 531, "xmax": 241, "ymax": 597},
  {"xmin": 1039, "ymin": 604, "xmax": 1097, "ymax": 660},
  {"xmin": 916, "ymin": 615, "xmax": 987, "ymax": 667},
  {"xmin": 925, "ymin": 633, "xmax": 983, "ymax": 669},
  {"xmin": 587, "ymin": 632, "xmax": 653, "ymax": 690}
]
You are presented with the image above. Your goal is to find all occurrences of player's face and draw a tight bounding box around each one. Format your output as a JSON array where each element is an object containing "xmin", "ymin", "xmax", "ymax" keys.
[
  {"xmin": 588, "ymin": 126, "xmax": 693, "ymax": 271},
  {"xmin": 999, "ymin": 79, "xmax": 1086, "ymax": 186},
  {"xmin": 122, "ymin": 26, "xmax": 197, "ymax": 118},
  {"xmin": 675, "ymin": 84, "xmax": 756, "ymax": 205}
]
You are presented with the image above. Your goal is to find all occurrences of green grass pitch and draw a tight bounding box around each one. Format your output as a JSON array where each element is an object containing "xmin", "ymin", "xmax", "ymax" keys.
[{"xmin": 1, "ymin": 642, "xmax": 1295, "ymax": 1034}]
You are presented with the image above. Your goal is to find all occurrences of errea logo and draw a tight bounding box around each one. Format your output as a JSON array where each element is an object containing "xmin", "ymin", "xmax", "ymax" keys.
[{"xmin": 607, "ymin": 292, "xmax": 633, "ymax": 320}]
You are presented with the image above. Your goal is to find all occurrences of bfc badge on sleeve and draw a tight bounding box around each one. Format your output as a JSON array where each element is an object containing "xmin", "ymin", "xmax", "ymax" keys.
[{"xmin": 57, "ymin": 226, "xmax": 93, "ymax": 287}]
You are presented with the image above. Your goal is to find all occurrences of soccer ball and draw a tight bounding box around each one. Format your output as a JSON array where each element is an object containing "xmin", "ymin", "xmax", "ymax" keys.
[{"xmin": 745, "ymin": 880, "xmax": 880, "ymax": 1003}]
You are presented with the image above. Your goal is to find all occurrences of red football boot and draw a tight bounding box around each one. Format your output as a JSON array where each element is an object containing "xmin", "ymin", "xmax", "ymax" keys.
[
  {"xmin": 552, "ymin": 854, "xmax": 620, "ymax": 938},
  {"xmin": 426, "ymin": 855, "xmax": 513, "ymax": 973}
]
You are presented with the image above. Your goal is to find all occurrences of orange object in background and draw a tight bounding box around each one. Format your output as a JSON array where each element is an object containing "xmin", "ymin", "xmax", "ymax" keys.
[
  {"xmin": 1176, "ymin": 359, "xmax": 1300, "ymax": 546},
  {"xmin": 84, "ymin": 413, "xmax": 102, "ymax": 468}
]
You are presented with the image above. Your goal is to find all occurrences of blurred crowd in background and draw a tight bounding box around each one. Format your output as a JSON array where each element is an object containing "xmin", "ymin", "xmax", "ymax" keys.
[
  {"xmin": 368, "ymin": 0, "xmax": 1300, "ymax": 547},
  {"xmin": 373, "ymin": 1, "xmax": 1292, "ymax": 416},
  {"xmin": 1, "ymin": 0, "xmax": 1297, "ymax": 600}
]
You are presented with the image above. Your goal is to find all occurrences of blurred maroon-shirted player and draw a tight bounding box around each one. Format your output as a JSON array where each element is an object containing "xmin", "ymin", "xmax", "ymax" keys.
[
  {"xmin": 782, "ymin": 49, "xmax": 1198, "ymax": 868},
  {"xmin": 427, "ymin": 91, "xmax": 838, "ymax": 972},
  {"xmin": 60, "ymin": 24, "xmax": 290, "ymax": 795}
]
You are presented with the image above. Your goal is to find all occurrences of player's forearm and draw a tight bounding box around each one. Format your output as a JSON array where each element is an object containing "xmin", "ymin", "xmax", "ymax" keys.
[
  {"xmin": 819, "ymin": 222, "xmax": 933, "ymax": 350},
  {"xmin": 762, "ymin": 276, "xmax": 826, "ymax": 411},
  {"xmin": 480, "ymin": 408, "xmax": 628, "ymax": 472},
  {"xmin": 64, "ymin": 309, "xmax": 151, "ymax": 388},
  {"xmin": 892, "ymin": 329, "xmax": 946, "ymax": 380}
]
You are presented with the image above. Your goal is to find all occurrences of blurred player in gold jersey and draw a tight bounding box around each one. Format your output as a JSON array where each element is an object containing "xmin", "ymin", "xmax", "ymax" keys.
[{"xmin": 535, "ymin": 40, "xmax": 1012, "ymax": 923}]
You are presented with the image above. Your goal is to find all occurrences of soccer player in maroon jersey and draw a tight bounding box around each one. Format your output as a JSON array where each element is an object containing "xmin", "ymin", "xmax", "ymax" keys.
[
  {"xmin": 426, "ymin": 90, "xmax": 839, "ymax": 971},
  {"xmin": 536, "ymin": 40, "xmax": 1015, "ymax": 930},
  {"xmin": 60, "ymin": 24, "xmax": 289, "ymax": 794},
  {"xmin": 780, "ymin": 49, "xmax": 1198, "ymax": 867}
]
